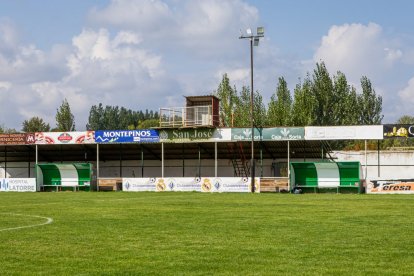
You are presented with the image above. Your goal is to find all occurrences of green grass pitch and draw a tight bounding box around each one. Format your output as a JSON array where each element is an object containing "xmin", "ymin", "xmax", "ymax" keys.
[{"xmin": 0, "ymin": 192, "xmax": 413, "ymax": 275}]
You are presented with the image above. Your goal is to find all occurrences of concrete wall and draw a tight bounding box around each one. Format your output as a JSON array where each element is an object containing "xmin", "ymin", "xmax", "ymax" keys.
[{"xmin": 332, "ymin": 150, "xmax": 414, "ymax": 180}]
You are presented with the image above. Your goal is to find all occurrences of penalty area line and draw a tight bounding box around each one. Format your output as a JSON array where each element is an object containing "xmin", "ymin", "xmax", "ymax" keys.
[{"xmin": 0, "ymin": 213, "xmax": 53, "ymax": 232}]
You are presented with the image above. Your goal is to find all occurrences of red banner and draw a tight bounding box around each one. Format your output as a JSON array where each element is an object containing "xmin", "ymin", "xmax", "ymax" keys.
[{"xmin": 0, "ymin": 133, "xmax": 35, "ymax": 145}]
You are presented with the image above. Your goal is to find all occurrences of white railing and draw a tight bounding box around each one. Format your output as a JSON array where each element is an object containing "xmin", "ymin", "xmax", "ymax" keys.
[{"xmin": 160, "ymin": 106, "xmax": 213, "ymax": 127}]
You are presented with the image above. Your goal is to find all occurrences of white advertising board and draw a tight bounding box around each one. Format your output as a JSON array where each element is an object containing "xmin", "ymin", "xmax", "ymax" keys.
[
  {"xmin": 305, "ymin": 125, "xmax": 383, "ymax": 140},
  {"xmin": 122, "ymin": 178, "xmax": 157, "ymax": 192},
  {"xmin": 35, "ymin": 131, "xmax": 95, "ymax": 144},
  {"xmin": 200, "ymin": 177, "xmax": 259, "ymax": 193},
  {"xmin": 0, "ymin": 178, "xmax": 36, "ymax": 192},
  {"xmin": 121, "ymin": 177, "xmax": 260, "ymax": 193}
]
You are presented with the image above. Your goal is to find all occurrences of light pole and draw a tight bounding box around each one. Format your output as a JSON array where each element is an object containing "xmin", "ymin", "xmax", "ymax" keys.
[{"xmin": 239, "ymin": 27, "xmax": 264, "ymax": 193}]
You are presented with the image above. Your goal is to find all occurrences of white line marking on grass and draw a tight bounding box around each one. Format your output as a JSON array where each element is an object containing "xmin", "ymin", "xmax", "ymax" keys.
[{"xmin": 0, "ymin": 213, "xmax": 53, "ymax": 232}]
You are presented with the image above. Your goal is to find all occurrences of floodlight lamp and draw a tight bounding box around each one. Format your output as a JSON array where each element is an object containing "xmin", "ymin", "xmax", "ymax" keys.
[
  {"xmin": 246, "ymin": 28, "xmax": 252, "ymax": 35},
  {"xmin": 253, "ymin": 37, "xmax": 260, "ymax": 46},
  {"xmin": 257, "ymin": 26, "xmax": 264, "ymax": 36}
]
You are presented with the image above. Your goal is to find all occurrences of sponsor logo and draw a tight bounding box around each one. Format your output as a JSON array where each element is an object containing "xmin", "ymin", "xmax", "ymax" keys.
[
  {"xmin": 156, "ymin": 179, "xmax": 166, "ymax": 191},
  {"xmin": 57, "ymin": 133, "xmax": 73, "ymax": 143},
  {"xmin": 26, "ymin": 134, "xmax": 35, "ymax": 144},
  {"xmin": 243, "ymin": 129, "xmax": 252, "ymax": 138},
  {"xmin": 167, "ymin": 179, "xmax": 175, "ymax": 190},
  {"xmin": 103, "ymin": 130, "xmax": 152, "ymax": 138},
  {"xmin": 95, "ymin": 130, "xmax": 158, "ymax": 143},
  {"xmin": 0, "ymin": 179, "xmax": 36, "ymax": 192},
  {"xmin": 369, "ymin": 181, "xmax": 414, "ymax": 193},
  {"xmin": 202, "ymin": 179, "xmax": 212, "ymax": 192},
  {"xmin": 1, "ymin": 179, "xmax": 9, "ymax": 190}
]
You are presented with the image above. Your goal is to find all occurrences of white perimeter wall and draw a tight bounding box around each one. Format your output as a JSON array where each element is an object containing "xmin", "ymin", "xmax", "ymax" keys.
[{"xmin": 332, "ymin": 151, "xmax": 414, "ymax": 180}]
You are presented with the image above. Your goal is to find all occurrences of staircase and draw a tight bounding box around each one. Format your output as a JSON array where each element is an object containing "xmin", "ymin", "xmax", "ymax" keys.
[{"xmin": 228, "ymin": 142, "xmax": 250, "ymax": 177}]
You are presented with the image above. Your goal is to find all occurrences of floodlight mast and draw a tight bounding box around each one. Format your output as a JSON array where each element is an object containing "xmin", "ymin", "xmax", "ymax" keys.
[{"xmin": 239, "ymin": 27, "xmax": 264, "ymax": 193}]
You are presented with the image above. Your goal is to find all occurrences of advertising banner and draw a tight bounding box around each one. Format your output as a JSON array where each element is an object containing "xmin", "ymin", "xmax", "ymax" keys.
[
  {"xmin": 305, "ymin": 125, "xmax": 383, "ymax": 140},
  {"xmin": 155, "ymin": 177, "xmax": 203, "ymax": 192},
  {"xmin": 122, "ymin": 178, "xmax": 157, "ymax": 191},
  {"xmin": 121, "ymin": 177, "xmax": 260, "ymax": 193},
  {"xmin": 35, "ymin": 131, "xmax": 95, "ymax": 144},
  {"xmin": 95, "ymin": 130, "xmax": 159, "ymax": 143},
  {"xmin": 0, "ymin": 178, "xmax": 36, "ymax": 192},
  {"xmin": 383, "ymin": 124, "xmax": 414, "ymax": 138},
  {"xmin": 0, "ymin": 133, "xmax": 35, "ymax": 145},
  {"xmin": 367, "ymin": 180, "xmax": 414, "ymax": 194},
  {"xmin": 159, "ymin": 128, "xmax": 230, "ymax": 142},
  {"xmin": 200, "ymin": 177, "xmax": 260, "ymax": 193},
  {"xmin": 232, "ymin": 128, "xmax": 304, "ymax": 141}
]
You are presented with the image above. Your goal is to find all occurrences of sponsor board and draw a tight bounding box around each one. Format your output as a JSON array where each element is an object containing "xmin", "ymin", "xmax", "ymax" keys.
[
  {"xmin": 35, "ymin": 131, "xmax": 95, "ymax": 144},
  {"xmin": 122, "ymin": 177, "xmax": 260, "ymax": 193},
  {"xmin": 383, "ymin": 124, "xmax": 414, "ymax": 138},
  {"xmin": 159, "ymin": 128, "xmax": 215, "ymax": 142},
  {"xmin": 305, "ymin": 125, "xmax": 383, "ymax": 140},
  {"xmin": 95, "ymin": 130, "xmax": 159, "ymax": 143},
  {"xmin": 202, "ymin": 177, "xmax": 260, "ymax": 193},
  {"xmin": 156, "ymin": 177, "xmax": 202, "ymax": 192},
  {"xmin": 0, "ymin": 178, "xmax": 36, "ymax": 192},
  {"xmin": 232, "ymin": 128, "xmax": 304, "ymax": 141},
  {"xmin": 0, "ymin": 133, "xmax": 35, "ymax": 145},
  {"xmin": 367, "ymin": 180, "xmax": 414, "ymax": 194},
  {"xmin": 123, "ymin": 178, "xmax": 157, "ymax": 191}
]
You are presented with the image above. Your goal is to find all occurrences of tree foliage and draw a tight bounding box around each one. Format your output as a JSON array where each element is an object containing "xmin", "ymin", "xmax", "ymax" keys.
[
  {"xmin": 22, "ymin": 117, "xmax": 51, "ymax": 132},
  {"xmin": 55, "ymin": 98, "xmax": 75, "ymax": 131},
  {"xmin": 358, "ymin": 76, "xmax": 383, "ymax": 124},
  {"xmin": 291, "ymin": 77, "xmax": 316, "ymax": 126},
  {"xmin": 213, "ymin": 61, "xmax": 384, "ymax": 145},
  {"xmin": 232, "ymin": 86, "xmax": 251, "ymax": 127},
  {"xmin": 267, "ymin": 77, "xmax": 292, "ymax": 126},
  {"xmin": 215, "ymin": 73, "xmax": 238, "ymax": 127},
  {"xmin": 86, "ymin": 104, "xmax": 159, "ymax": 130}
]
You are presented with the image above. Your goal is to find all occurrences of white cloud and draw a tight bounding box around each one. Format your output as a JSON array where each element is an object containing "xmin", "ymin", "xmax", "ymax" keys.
[
  {"xmin": 398, "ymin": 77, "xmax": 414, "ymax": 104},
  {"xmin": 0, "ymin": 23, "xmax": 179, "ymax": 130},
  {"xmin": 88, "ymin": 0, "xmax": 259, "ymax": 57},
  {"xmin": 313, "ymin": 23, "xmax": 403, "ymax": 82},
  {"xmin": 0, "ymin": 81, "xmax": 11, "ymax": 90},
  {"xmin": 310, "ymin": 22, "xmax": 414, "ymax": 122},
  {"xmin": 89, "ymin": 0, "xmax": 173, "ymax": 31}
]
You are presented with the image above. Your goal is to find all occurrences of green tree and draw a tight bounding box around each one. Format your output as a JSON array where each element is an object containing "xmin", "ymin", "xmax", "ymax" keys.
[
  {"xmin": 215, "ymin": 74, "xmax": 238, "ymax": 127},
  {"xmin": 312, "ymin": 62, "xmax": 335, "ymax": 126},
  {"xmin": 103, "ymin": 105, "xmax": 120, "ymax": 130},
  {"xmin": 137, "ymin": 119, "xmax": 159, "ymax": 129},
  {"xmin": 267, "ymin": 77, "xmax": 292, "ymax": 126},
  {"xmin": 358, "ymin": 76, "xmax": 383, "ymax": 125},
  {"xmin": 331, "ymin": 72, "xmax": 360, "ymax": 125},
  {"xmin": 253, "ymin": 90, "xmax": 266, "ymax": 128},
  {"xmin": 233, "ymin": 86, "xmax": 251, "ymax": 127},
  {"xmin": 291, "ymin": 77, "xmax": 316, "ymax": 126},
  {"xmin": 55, "ymin": 98, "xmax": 75, "ymax": 131},
  {"xmin": 397, "ymin": 115, "xmax": 414, "ymax": 124},
  {"xmin": 22, "ymin": 117, "xmax": 51, "ymax": 132},
  {"xmin": 87, "ymin": 103, "xmax": 105, "ymax": 130}
]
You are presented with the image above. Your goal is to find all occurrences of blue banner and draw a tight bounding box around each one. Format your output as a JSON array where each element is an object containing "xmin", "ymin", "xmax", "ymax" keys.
[{"xmin": 95, "ymin": 130, "xmax": 159, "ymax": 143}]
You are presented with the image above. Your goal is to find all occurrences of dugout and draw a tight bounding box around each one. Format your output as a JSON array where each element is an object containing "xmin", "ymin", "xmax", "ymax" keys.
[
  {"xmin": 36, "ymin": 163, "xmax": 92, "ymax": 191},
  {"xmin": 290, "ymin": 161, "xmax": 363, "ymax": 193}
]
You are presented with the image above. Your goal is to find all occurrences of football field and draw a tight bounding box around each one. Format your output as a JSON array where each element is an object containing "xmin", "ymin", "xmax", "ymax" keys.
[{"xmin": 0, "ymin": 192, "xmax": 412, "ymax": 275}]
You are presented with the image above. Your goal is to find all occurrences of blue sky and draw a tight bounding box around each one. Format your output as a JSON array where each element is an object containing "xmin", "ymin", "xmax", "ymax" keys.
[{"xmin": 1, "ymin": 0, "xmax": 414, "ymax": 130}]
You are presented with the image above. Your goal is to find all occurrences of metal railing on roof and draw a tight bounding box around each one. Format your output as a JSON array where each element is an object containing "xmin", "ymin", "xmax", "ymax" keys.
[{"xmin": 159, "ymin": 105, "xmax": 215, "ymax": 128}]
